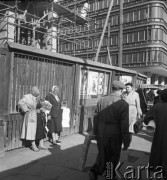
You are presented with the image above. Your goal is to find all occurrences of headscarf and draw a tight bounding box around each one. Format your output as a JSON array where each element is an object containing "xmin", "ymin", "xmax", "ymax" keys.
[
  {"xmin": 51, "ymin": 85, "xmax": 60, "ymax": 102},
  {"xmin": 160, "ymin": 89, "xmax": 167, "ymax": 102},
  {"xmin": 51, "ymin": 85, "xmax": 59, "ymax": 93}
]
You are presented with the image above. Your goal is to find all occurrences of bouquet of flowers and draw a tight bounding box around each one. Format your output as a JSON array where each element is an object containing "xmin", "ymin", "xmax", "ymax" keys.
[{"xmin": 41, "ymin": 100, "xmax": 52, "ymax": 110}]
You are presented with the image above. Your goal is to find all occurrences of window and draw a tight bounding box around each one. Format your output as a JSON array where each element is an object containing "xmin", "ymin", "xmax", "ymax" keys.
[
  {"xmin": 113, "ymin": 0, "xmax": 118, "ymax": 6},
  {"xmin": 133, "ymin": 53, "xmax": 138, "ymax": 63},
  {"xmin": 124, "ymin": 0, "xmax": 129, "ymax": 3},
  {"xmin": 151, "ymin": 29, "xmax": 158, "ymax": 40},
  {"xmin": 123, "ymin": 13, "xmax": 129, "ymax": 23},
  {"xmin": 139, "ymin": 30, "xmax": 145, "ymax": 41},
  {"xmin": 158, "ymin": 51, "xmax": 162, "ymax": 62},
  {"xmin": 133, "ymin": 32, "xmax": 138, "ymax": 42},
  {"xmin": 138, "ymin": 52, "xmax": 144, "ymax": 62},
  {"xmin": 123, "ymin": 54, "xmax": 126, "ymax": 64},
  {"xmin": 112, "ymin": 15, "xmax": 119, "ymax": 25},
  {"xmin": 98, "ymin": 19, "xmax": 103, "ymax": 28},
  {"xmin": 127, "ymin": 54, "xmax": 132, "ymax": 63},
  {"xmin": 90, "ymin": 2, "xmax": 94, "ymax": 12},
  {"xmin": 151, "ymin": 7, "xmax": 159, "ymax": 18},
  {"xmin": 140, "ymin": 9, "xmax": 147, "ymax": 20},
  {"xmin": 111, "ymin": 35, "xmax": 117, "ymax": 45},
  {"xmin": 127, "ymin": 33, "xmax": 132, "ymax": 43},
  {"xmin": 123, "ymin": 34, "xmax": 127, "ymax": 43},
  {"xmin": 112, "ymin": 54, "xmax": 118, "ymax": 65},
  {"xmin": 129, "ymin": 12, "xmax": 133, "ymax": 22},
  {"xmin": 134, "ymin": 10, "xmax": 139, "ymax": 21}
]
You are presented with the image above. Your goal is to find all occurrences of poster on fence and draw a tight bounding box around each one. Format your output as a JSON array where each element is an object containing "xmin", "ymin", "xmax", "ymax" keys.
[
  {"xmin": 87, "ymin": 71, "xmax": 98, "ymax": 97},
  {"xmin": 120, "ymin": 76, "xmax": 133, "ymax": 84},
  {"xmin": 98, "ymin": 73, "xmax": 104, "ymax": 95}
]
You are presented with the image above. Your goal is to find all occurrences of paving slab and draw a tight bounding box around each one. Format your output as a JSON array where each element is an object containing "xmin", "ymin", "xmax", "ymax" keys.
[{"xmin": 0, "ymin": 131, "xmax": 153, "ymax": 180}]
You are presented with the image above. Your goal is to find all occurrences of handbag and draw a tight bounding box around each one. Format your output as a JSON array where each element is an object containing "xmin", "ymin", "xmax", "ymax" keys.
[{"xmin": 133, "ymin": 116, "xmax": 144, "ymax": 134}]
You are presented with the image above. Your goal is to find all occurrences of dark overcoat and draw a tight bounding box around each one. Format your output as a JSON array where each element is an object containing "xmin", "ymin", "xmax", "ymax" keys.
[
  {"xmin": 92, "ymin": 92, "xmax": 130, "ymax": 175},
  {"xmin": 45, "ymin": 93, "xmax": 62, "ymax": 133},
  {"xmin": 144, "ymin": 102, "xmax": 167, "ymax": 175}
]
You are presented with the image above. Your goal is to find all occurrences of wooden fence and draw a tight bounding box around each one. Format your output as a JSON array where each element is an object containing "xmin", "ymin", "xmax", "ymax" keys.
[{"xmin": 0, "ymin": 42, "xmax": 147, "ymax": 153}]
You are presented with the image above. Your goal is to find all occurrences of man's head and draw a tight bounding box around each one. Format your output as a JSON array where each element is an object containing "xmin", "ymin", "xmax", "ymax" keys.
[
  {"xmin": 31, "ymin": 86, "xmax": 40, "ymax": 97},
  {"xmin": 125, "ymin": 82, "xmax": 133, "ymax": 93},
  {"xmin": 112, "ymin": 81, "xmax": 125, "ymax": 94}
]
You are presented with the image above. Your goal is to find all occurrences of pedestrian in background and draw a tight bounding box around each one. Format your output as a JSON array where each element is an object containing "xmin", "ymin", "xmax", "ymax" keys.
[
  {"xmin": 88, "ymin": 81, "xmax": 131, "ymax": 180},
  {"xmin": 144, "ymin": 88, "xmax": 167, "ymax": 177},
  {"xmin": 45, "ymin": 85, "xmax": 62, "ymax": 145},
  {"xmin": 153, "ymin": 89, "xmax": 162, "ymax": 104},
  {"xmin": 124, "ymin": 83, "xmax": 142, "ymax": 133},
  {"xmin": 18, "ymin": 86, "xmax": 40, "ymax": 152}
]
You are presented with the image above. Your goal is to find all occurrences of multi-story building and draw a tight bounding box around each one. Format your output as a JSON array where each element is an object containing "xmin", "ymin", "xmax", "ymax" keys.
[{"xmin": 59, "ymin": 0, "xmax": 167, "ymax": 86}]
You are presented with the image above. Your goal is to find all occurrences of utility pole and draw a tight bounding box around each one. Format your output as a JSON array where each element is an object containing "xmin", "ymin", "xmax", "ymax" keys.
[
  {"xmin": 118, "ymin": 0, "xmax": 123, "ymax": 67},
  {"xmin": 94, "ymin": 0, "xmax": 114, "ymax": 62}
]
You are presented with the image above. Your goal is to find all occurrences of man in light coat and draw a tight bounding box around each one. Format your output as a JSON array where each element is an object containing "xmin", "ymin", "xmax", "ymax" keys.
[{"xmin": 18, "ymin": 86, "xmax": 40, "ymax": 151}]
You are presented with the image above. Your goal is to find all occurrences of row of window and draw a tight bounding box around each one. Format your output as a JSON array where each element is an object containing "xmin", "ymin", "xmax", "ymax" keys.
[
  {"xmin": 73, "ymin": 0, "xmax": 146, "ymax": 14},
  {"xmin": 59, "ymin": 27, "xmax": 167, "ymax": 52},
  {"xmin": 60, "ymin": 6, "xmax": 167, "ymax": 37},
  {"xmin": 100, "ymin": 50, "xmax": 167, "ymax": 66},
  {"xmin": 123, "ymin": 28, "xmax": 167, "ymax": 44},
  {"xmin": 77, "ymin": 49, "xmax": 167, "ymax": 67}
]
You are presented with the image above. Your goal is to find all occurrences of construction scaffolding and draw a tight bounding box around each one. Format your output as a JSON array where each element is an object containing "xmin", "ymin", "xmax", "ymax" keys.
[{"xmin": 0, "ymin": 0, "xmax": 94, "ymax": 56}]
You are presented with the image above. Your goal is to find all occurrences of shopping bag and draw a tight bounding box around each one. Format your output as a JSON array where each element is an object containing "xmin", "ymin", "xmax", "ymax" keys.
[{"xmin": 133, "ymin": 116, "xmax": 144, "ymax": 134}]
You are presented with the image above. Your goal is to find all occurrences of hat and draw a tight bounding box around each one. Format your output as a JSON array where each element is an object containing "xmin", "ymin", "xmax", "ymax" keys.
[{"xmin": 112, "ymin": 81, "xmax": 126, "ymax": 89}]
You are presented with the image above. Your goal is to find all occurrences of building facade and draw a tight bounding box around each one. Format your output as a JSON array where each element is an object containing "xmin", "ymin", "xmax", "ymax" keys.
[{"xmin": 59, "ymin": 0, "xmax": 167, "ymax": 85}]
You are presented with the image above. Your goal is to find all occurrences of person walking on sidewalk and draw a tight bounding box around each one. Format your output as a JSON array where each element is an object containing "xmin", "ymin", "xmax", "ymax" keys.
[
  {"xmin": 123, "ymin": 83, "xmax": 142, "ymax": 133},
  {"xmin": 18, "ymin": 86, "xmax": 40, "ymax": 152},
  {"xmin": 144, "ymin": 88, "xmax": 167, "ymax": 177},
  {"xmin": 88, "ymin": 81, "xmax": 131, "ymax": 180},
  {"xmin": 45, "ymin": 85, "xmax": 62, "ymax": 145}
]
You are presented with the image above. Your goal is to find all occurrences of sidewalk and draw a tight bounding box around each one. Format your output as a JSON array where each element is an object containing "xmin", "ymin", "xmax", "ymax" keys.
[{"xmin": 0, "ymin": 128, "xmax": 153, "ymax": 180}]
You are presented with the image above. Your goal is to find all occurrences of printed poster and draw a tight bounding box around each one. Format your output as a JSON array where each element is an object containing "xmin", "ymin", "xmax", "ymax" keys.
[{"xmin": 87, "ymin": 71, "xmax": 98, "ymax": 97}]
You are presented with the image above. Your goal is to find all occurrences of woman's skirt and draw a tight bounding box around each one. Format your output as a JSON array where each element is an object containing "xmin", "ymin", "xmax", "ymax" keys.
[
  {"xmin": 36, "ymin": 112, "xmax": 46, "ymax": 140},
  {"xmin": 48, "ymin": 116, "xmax": 62, "ymax": 133}
]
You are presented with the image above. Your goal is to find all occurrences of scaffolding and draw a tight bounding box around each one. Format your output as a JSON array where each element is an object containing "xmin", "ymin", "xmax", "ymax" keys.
[{"xmin": 0, "ymin": 0, "xmax": 94, "ymax": 56}]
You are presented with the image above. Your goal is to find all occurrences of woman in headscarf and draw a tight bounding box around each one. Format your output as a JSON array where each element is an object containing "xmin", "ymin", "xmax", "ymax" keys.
[
  {"xmin": 144, "ymin": 89, "xmax": 167, "ymax": 177},
  {"xmin": 45, "ymin": 86, "xmax": 62, "ymax": 145}
]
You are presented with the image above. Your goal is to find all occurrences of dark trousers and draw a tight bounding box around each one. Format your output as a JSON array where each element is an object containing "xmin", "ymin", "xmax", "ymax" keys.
[{"xmin": 91, "ymin": 134, "xmax": 122, "ymax": 179}]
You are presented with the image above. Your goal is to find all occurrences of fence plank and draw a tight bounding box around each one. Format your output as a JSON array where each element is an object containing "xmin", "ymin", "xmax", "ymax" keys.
[
  {"xmin": 11, "ymin": 115, "xmax": 16, "ymax": 150},
  {"xmin": 6, "ymin": 116, "xmax": 12, "ymax": 151}
]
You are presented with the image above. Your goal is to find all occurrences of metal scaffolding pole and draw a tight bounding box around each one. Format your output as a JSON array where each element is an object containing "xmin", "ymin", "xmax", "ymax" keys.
[
  {"xmin": 118, "ymin": 0, "xmax": 123, "ymax": 67},
  {"xmin": 94, "ymin": 0, "xmax": 114, "ymax": 62}
]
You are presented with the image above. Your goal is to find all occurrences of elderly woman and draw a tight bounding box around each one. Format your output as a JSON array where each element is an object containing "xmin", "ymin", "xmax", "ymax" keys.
[
  {"xmin": 45, "ymin": 86, "xmax": 62, "ymax": 145},
  {"xmin": 144, "ymin": 89, "xmax": 167, "ymax": 177}
]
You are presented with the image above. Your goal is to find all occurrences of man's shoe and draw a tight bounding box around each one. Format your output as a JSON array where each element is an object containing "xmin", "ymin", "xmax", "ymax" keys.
[
  {"xmin": 56, "ymin": 140, "xmax": 61, "ymax": 145},
  {"xmin": 87, "ymin": 171, "xmax": 97, "ymax": 180},
  {"xmin": 52, "ymin": 140, "xmax": 57, "ymax": 145}
]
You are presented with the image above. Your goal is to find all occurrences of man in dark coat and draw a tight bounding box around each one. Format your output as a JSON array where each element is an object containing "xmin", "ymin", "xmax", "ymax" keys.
[
  {"xmin": 88, "ymin": 81, "xmax": 131, "ymax": 180},
  {"xmin": 144, "ymin": 88, "xmax": 167, "ymax": 177}
]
